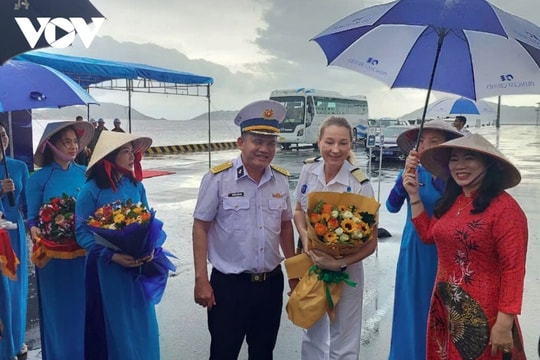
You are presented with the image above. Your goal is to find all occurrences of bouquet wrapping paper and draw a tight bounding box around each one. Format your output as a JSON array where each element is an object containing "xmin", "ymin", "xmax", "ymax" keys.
[{"xmin": 286, "ymin": 191, "xmax": 380, "ymax": 328}]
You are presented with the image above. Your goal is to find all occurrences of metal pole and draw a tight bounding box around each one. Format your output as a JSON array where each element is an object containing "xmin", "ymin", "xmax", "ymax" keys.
[
  {"xmin": 128, "ymin": 79, "xmax": 132, "ymax": 134},
  {"xmin": 1, "ymin": 113, "xmax": 14, "ymax": 206},
  {"xmin": 496, "ymin": 96, "xmax": 501, "ymax": 128},
  {"xmin": 8, "ymin": 112, "xmax": 14, "ymax": 157},
  {"xmin": 414, "ymin": 28, "xmax": 448, "ymax": 151},
  {"xmin": 207, "ymin": 84, "xmax": 212, "ymax": 168}
]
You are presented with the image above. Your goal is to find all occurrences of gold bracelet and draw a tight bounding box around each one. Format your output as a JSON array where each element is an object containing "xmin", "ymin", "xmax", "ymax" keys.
[{"xmin": 410, "ymin": 200, "xmax": 421, "ymax": 206}]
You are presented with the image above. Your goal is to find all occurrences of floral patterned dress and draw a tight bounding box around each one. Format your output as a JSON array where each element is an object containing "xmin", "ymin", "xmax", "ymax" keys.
[{"xmin": 412, "ymin": 191, "xmax": 528, "ymax": 360}]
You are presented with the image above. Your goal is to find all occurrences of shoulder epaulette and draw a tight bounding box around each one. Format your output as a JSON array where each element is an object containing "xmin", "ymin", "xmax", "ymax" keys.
[
  {"xmin": 271, "ymin": 164, "xmax": 290, "ymax": 177},
  {"xmin": 351, "ymin": 168, "xmax": 369, "ymax": 184},
  {"xmin": 303, "ymin": 156, "xmax": 321, "ymax": 164},
  {"xmin": 210, "ymin": 161, "xmax": 233, "ymax": 174}
]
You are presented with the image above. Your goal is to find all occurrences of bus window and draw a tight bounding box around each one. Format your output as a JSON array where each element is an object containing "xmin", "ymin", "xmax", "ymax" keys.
[
  {"xmin": 306, "ymin": 97, "xmax": 314, "ymax": 126},
  {"xmin": 268, "ymin": 96, "xmax": 306, "ymax": 131}
]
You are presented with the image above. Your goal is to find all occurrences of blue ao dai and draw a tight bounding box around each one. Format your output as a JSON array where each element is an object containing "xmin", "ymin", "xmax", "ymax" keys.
[
  {"xmin": 26, "ymin": 161, "xmax": 86, "ymax": 360},
  {"xmin": 0, "ymin": 157, "xmax": 29, "ymax": 359},
  {"xmin": 75, "ymin": 176, "xmax": 160, "ymax": 360}
]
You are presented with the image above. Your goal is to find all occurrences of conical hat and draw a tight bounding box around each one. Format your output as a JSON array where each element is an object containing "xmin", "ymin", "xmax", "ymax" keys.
[
  {"xmin": 420, "ymin": 133, "xmax": 521, "ymax": 189},
  {"xmin": 34, "ymin": 121, "xmax": 95, "ymax": 167},
  {"xmin": 86, "ymin": 131, "xmax": 152, "ymax": 175},
  {"xmin": 396, "ymin": 119, "xmax": 463, "ymax": 154}
]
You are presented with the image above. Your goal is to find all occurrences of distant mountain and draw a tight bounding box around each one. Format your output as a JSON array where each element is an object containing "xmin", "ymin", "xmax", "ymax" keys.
[
  {"xmin": 32, "ymin": 102, "xmax": 160, "ymax": 121},
  {"xmin": 400, "ymin": 103, "xmax": 538, "ymax": 125},
  {"xmin": 190, "ymin": 104, "xmax": 540, "ymax": 126},
  {"xmin": 190, "ymin": 110, "xmax": 238, "ymax": 121}
]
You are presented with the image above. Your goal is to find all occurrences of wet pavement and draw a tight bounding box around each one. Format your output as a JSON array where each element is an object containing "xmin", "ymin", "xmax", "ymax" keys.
[{"xmin": 26, "ymin": 125, "xmax": 540, "ymax": 359}]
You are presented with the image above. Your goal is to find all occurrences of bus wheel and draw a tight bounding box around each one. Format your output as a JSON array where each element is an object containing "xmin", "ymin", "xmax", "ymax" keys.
[
  {"xmin": 281, "ymin": 143, "xmax": 291, "ymax": 150},
  {"xmin": 353, "ymin": 127, "xmax": 357, "ymax": 140},
  {"xmin": 312, "ymin": 143, "xmax": 319, "ymax": 150}
]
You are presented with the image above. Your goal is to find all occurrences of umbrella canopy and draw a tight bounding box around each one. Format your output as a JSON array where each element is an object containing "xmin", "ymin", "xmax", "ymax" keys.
[
  {"xmin": 426, "ymin": 97, "xmax": 496, "ymax": 117},
  {"xmin": 0, "ymin": 60, "xmax": 98, "ymax": 112},
  {"xmin": 312, "ymin": 0, "xmax": 540, "ymax": 101},
  {"xmin": 1, "ymin": 0, "xmax": 103, "ymax": 64}
]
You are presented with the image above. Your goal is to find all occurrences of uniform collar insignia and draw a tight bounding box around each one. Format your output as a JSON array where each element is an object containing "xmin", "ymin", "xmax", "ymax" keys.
[{"xmin": 236, "ymin": 165, "xmax": 244, "ymax": 178}]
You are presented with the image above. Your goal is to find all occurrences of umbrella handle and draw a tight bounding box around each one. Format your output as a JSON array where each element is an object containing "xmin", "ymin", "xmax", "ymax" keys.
[{"xmin": 6, "ymin": 191, "xmax": 14, "ymax": 207}]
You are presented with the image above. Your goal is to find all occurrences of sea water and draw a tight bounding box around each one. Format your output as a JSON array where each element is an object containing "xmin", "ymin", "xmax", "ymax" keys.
[{"xmin": 30, "ymin": 118, "xmax": 240, "ymax": 150}]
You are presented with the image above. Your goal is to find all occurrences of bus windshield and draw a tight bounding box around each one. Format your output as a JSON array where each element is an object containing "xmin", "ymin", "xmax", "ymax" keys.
[{"xmin": 269, "ymin": 96, "xmax": 305, "ymax": 132}]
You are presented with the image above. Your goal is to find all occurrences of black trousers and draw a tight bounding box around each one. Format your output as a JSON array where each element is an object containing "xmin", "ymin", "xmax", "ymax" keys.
[{"xmin": 208, "ymin": 267, "xmax": 284, "ymax": 360}]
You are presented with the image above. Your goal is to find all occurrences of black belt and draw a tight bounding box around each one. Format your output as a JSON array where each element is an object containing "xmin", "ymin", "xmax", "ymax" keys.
[{"xmin": 214, "ymin": 266, "xmax": 282, "ymax": 282}]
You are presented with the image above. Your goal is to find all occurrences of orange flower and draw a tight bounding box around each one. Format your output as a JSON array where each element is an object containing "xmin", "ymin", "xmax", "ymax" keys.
[
  {"xmin": 310, "ymin": 213, "xmax": 321, "ymax": 223},
  {"xmin": 314, "ymin": 223, "xmax": 327, "ymax": 236},
  {"xmin": 327, "ymin": 218, "xmax": 339, "ymax": 230},
  {"xmin": 321, "ymin": 203, "xmax": 334, "ymax": 215}
]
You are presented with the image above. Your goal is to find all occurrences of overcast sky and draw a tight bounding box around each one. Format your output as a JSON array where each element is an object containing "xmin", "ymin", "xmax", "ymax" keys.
[{"xmin": 44, "ymin": 0, "xmax": 540, "ymax": 120}]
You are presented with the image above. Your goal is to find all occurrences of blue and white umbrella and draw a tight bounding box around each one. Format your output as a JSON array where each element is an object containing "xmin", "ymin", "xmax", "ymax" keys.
[
  {"xmin": 0, "ymin": 60, "xmax": 98, "ymax": 205},
  {"xmin": 312, "ymin": 0, "xmax": 540, "ymax": 101},
  {"xmin": 426, "ymin": 97, "xmax": 496, "ymax": 117},
  {"xmin": 0, "ymin": 60, "xmax": 97, "ymax": 112},
  {"xmin": 312, "ymin": 0, "xmax": 540, "ymax": 146}
]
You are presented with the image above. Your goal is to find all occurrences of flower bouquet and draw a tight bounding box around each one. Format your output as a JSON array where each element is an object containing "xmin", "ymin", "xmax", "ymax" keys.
[
  {"xmin": 87, "ymin": 200, "xmax": 176, "ymax": 304},
  {"xmin": 286, "ymin": 191, "xmax": 380, "ymax": 329},
  {"xmin": 31, "ymin": 193, "xmax": 86, "ymax": 268}
]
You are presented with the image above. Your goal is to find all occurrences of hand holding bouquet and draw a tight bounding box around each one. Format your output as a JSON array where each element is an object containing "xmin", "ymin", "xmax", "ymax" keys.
[
  {"xmin": 31, "ymin": 193, "xmax": 86, "ymax": 268},
  {"xmin": 87, "ymin": 200, "xmax": 176, "ymax": 304},
  {"xmin": 286, "ymin": 191, "xmax": 380, "ymax": 329}
]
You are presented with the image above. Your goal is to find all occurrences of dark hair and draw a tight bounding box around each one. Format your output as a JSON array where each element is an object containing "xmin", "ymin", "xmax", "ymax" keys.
[
  {"xmin": 433, "ymin": 156, "xmax": 503, "ymax": 218},
  {"xmin": 88, "ymin": 146, "xmax": 137, "ymax": 189},
  {"xmin": 455, "ymin": 115, "xmax": 467, "ymax": 125},
  {"xmin": 42, "ymin": 126, "xmax": 78, "ymax": 166}
]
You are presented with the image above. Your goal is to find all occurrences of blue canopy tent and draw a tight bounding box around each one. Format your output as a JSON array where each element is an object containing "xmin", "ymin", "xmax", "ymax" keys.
[{"xmin": 15, "ymin": 51, "xmax": 216, "ymax": 164}]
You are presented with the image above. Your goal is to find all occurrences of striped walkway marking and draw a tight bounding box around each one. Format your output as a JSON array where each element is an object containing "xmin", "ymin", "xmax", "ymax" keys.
[{"xmin": 145, "ymin": 141, "xmax": 237, "ymax": 155}]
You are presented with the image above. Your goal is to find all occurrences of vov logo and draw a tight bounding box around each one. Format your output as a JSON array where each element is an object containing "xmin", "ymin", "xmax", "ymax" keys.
[{"xmin": 15, "ymin": 17, "xmax": 105, "ymax": 49}]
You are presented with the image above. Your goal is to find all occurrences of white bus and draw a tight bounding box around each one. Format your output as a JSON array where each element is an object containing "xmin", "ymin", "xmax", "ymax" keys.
[{"xmin": 269, "ymin": 88, "xmax": 369, "ymax": 149}]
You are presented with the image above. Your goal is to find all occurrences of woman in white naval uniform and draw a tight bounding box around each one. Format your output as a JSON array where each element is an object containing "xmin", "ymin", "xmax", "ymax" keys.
[{"xmin": 294, "ymin": 116, "xmax": 378, "ymax": 360}]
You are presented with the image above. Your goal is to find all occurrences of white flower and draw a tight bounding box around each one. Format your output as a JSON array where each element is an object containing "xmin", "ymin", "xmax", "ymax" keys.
[
  {"xmin": 331, "ymin": 210, "xmax": 339, "ymax": 218},
  {"xmin": 335, "ymin": 227, "xmax": 344, "ymax": 236},
  {"xmin": 339, "ymin": 233, "xmax": 350, "ymax": 242},
  {"xmin": 342, "ymin": 210, "xmax": 354, "ymax": 219}
]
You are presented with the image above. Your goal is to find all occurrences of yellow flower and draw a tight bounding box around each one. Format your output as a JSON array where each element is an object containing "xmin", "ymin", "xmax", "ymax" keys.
[
  {"xmin": 324, "ymin": 232, "xmax": 338, "ymax": 244},
  {"xmin": 340, "ymin": 218, "xmax": 356, "ymax": 233},
  {"xmin": 114, "ymin": 213, "xmax": 126, "ymax": 224}
]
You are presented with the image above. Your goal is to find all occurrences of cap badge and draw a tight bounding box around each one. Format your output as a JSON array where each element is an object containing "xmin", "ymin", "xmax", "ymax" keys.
[{"xmin": 262, "ymin": 108, "xmax": 274, "ymax": 119}]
